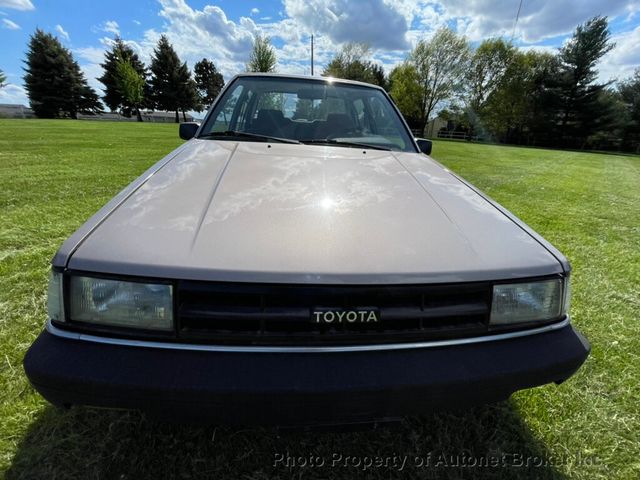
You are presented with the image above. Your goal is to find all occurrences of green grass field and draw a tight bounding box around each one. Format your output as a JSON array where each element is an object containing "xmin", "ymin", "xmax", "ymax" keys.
[{"xmin": 0, "ymin": 119, "xmax": 638, "ymax": 479}]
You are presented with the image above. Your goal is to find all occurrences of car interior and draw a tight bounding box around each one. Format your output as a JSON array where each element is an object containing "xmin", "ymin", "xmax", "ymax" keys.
[{"xmin": 204, "ymin": 80, "xmax": 412, "ymax": 150}]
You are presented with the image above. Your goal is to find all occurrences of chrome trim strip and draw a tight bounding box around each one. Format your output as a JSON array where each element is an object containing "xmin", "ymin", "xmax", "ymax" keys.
[{"xmin": 46, "ymin": 317, "xmax": 571, "ymax": 353}]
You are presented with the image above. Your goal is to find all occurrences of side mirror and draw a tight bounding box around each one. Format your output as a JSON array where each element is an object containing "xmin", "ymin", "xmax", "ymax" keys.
[
  {"xmin": 179, "ymin": 122, "xmax": 199, "ymax": 140},
  {"xmin": 415, "ymin": 138, "xmax": 432, "ymax": 155}
]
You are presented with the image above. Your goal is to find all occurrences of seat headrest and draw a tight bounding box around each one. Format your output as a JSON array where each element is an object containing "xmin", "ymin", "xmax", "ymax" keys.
[
  {"xmin": 257, "ymin": 109, "xmax": 285, "ymax": 122},
  {"xmin": 325, "ymin": 113, "xmax": 354, "ymax": 128}
]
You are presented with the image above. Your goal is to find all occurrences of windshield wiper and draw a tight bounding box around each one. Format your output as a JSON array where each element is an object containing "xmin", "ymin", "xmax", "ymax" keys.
[
  {"xmin": 299, "ymin": 139, "xmax": 391, "ymax": 151},
  {"xmin": 198, "ymin": 130, "xmax": 300, "ymax": 144}
]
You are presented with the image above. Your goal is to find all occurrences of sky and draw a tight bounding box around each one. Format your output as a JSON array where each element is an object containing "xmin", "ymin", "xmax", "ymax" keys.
[{"xmin": 1, "ymin": 0, "xmax": 639, "ymax": 108}]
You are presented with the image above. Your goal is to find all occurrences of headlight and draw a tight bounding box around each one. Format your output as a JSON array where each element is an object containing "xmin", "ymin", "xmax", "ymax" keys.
[
  {"xmin": 69, "ymin": 276, "xmax": 173, "ymax": 330},
  {"xmin": 47, "ymin": 270, "xmax": 64, "ymax": 322},
  {"xmin": 490, "ymin": 278, "xmax": 566, "ymax": 325}
]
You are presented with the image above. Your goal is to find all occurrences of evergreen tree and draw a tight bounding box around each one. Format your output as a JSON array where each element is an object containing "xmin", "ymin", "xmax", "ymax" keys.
[
  {"xmin": 98, "ymin": 37, "xmax": 148, "ymax": 115},
  {"xmin": 246, "ymin": 35, "xmax": 277, "ymax": 73},
  {"xmin": 150, "ymin": 35, "xmax": 191, "ymax": 122},
  {"xmin": 0, "ymin": 69, "xmax": 6, "ymax": 88},
  {"xmin": 24, "ymin": 29, "xmax": 102, "ymax": 118},
  {"xmin": 369, "ymin": 63, "xmax": 388, "ymax": 91},
  {"xmin": 553, "ymin": 16, "xmax": 615, "ymax": 147},
  {"xmin": 618, "ymin": 69, "xmax": 640, "ymax": 152},
  {"xmin": 176, "ymin": 61, "xmax": 198, "ymax": 121},
  {"xmin": 194, "ymin": 58, "xmax": 224, "ymax": 110}
]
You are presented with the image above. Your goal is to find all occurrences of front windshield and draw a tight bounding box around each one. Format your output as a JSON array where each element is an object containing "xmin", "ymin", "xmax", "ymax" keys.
[{"xmin": 199, "ymin": 76, "xmax": 416, "ymax": 152}]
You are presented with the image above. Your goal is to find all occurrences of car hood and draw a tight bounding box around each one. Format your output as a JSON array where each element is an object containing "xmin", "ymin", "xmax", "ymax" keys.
[{"xmin": 63, "ymin": 140, "xmax": 563, "ymax": 283}]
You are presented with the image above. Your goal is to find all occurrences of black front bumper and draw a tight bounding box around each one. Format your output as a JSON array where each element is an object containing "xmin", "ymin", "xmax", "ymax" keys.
[{"xmin": 24, "ymin": 325, "xmax": 589, "ymax": 425}]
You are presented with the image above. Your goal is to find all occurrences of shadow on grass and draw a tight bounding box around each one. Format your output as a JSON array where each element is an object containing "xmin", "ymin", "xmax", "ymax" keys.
[{"xmin": 7, "ymin": 400, "xmax": 567, "ymax": 480}]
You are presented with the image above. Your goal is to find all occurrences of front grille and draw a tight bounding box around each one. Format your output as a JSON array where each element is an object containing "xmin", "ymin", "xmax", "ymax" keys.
[{"xmin": 177, "ymin": 281, "xmax": 492, "ymax": 346}]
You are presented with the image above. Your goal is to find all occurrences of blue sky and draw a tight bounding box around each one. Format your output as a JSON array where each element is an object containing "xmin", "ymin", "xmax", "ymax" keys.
[{"xmin": 1, "ymin": 0, "xmax": 640, "ymax": 107}]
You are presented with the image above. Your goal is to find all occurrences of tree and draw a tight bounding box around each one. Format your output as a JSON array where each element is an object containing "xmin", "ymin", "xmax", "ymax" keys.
[
  {"xmin": 246, "ymin": 35, "xmax": 277, "ymax": 73},
  {"xmin": 519, "ymin": 51, "xmax": 561, "ymax": 146},
  {"xmin": 98, "ymin": 37, "xmax": 148, "ymax": 116},
  {"xmin": 176, "ymin": 62, "xmax": 198, "ymax": 121},
  {"xmin": 115, "ymin": 58, "xmax": 145, "ymax": 121},
  {"xmin": 410, "ymin": 27, "xmax": 471, "ymax": 129},
  {"xmin": 322, "ymin": 43, "xmax": 387, "ymax": 88},
  {"xmin": 194, "ymin": 58, "xmax": 224, "ymax": 110},
  {"xmin": 369, "ymin": 63, "xmax": 388, "ymax": 91},
  {"xmin": 465, "ymin": 38, "xmax": 515, "ymax": 135},
  {"xmin": 24, "ymin": 29, "xmax": 102, "ymax": 118},
  {"xmin": 479, "ymin": 50, "xmax": 535, "ymax": 143},
  {"xmin": 617, "ymin": 69, "xmax": 640, "ymax": 152},
  {"xmin": 149, "ymin": 35, "xmax": 196, "ymax": 123},
  {"xmin": 553, "ymin": 16, "xmax": 615, "ymax": 147},
  {"xmin": 0, "ymin": 69, "xmax": 6, "ymax": 88},
  {"xmin": 583, "ymin": 88, "xmax": 628, "ymax": 150},
  {"xmin": 389, "ymin": 63, "xmax": 422, "ymax": 128}
]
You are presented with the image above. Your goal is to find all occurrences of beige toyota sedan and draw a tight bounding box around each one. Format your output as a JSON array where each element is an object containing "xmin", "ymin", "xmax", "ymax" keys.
[{"xmin": 24, "ymin": 74, "xmax": 589, "ymax": 426}]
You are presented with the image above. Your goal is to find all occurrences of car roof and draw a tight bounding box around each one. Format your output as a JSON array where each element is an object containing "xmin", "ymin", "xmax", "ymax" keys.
[{"xmin": 231, "ymin": 73, "xmax": 385, "ymax": 91}]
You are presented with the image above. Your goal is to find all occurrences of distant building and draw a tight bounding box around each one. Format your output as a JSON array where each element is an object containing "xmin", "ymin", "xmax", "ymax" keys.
[
  {"xmin": 0, "ymin": 104, "xmax": 35, "ymax": 119},
  {"xmin": 140, "ymin": 111, "xmax": 196, "ymax": 123},
  {"xmin": 0, "ymin": 104, "xmax": 195, "ymax": 123},
  {"xmin": 77, "ymin": 111, "xmax": 196, "ymax": 123},
  {"xmin": 424, "ymin": 117, "xmax": 448, "ymax": 138}
]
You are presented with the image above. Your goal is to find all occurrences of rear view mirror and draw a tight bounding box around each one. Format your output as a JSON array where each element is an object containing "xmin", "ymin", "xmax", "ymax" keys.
[
  {"xmin": 297, "ymin": 87, "xmax": 325, "ymax": 100},
  {"xmin": 415, "ymin": 138, "xmax": 432, "ymax": 155},
  {"xmin": 179, "ymin": 122, "xmax": 199, "ymax": 140}
]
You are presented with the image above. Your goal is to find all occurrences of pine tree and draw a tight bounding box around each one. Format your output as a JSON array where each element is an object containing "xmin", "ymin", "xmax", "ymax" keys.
[
  {"xmin": 176, "ymin": 61, "xmax": 198, "ymax": 121},
  {"xmin": 553, "ymin": 16, "xmax": 615, "ymax": 147},
  {"xmin": 98, "ymin": 37, "xmax": 148, "ymax": 115},
  {"xmin": 150, "ymin": 35, "xmax": 196, "ymax": 122},
  {"xmin": 246, "ymin": 35, "xmax": 277, "ymax": 73},
  {"xmin": 618, "ymin": 69, "xmax": 640, "ymax": 152},
  {"xmin": 0, "ymin": 69, "xmax": 7, "ymax": 88},
  {"xmin": 24, "ymin": 29, "xmax": 102, "ymax": 118},
  {"xmin": 194, "ymin": 58, "xmax": 224, "ymax": 110},
  {"xmin": 369, "ymin": 63, "xmax": 388, "ymax": 91}
]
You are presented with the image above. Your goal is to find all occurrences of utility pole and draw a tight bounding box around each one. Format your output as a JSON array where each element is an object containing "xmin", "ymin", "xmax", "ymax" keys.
[{"xmin": 311, "ymin": 34, "xmax": 314, "ymax": 76}]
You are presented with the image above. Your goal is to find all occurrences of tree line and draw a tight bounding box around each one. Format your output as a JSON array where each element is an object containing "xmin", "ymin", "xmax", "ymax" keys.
[
  {"xmin": 19, "ymin": 28, "xmax": 279, "ymax": 122},
  {"xmin": 14, "ymin": 20, "xmax": 639, "ymax": 151},
  {"xmin": 22, "ymin": 30, "xmax": 225, "ymax": 122},
  {"xmin": 323, "ymin": 16, "xmax": 639, "ymax": 153}
]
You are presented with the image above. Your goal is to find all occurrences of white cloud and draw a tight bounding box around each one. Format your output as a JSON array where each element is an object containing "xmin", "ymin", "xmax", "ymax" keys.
[
  {"xmin": 59, "ymin": 0, "xmax": 640, "ymax": 96},
  {"xmin": 443, "ymin": 0, "xmax": 640, "ymax": 42},
  {"xmin": 144, "ymin": 0, "xmax": 257, "ymax": 75},
  {"xmin": 80, "ymin": 62, "xmax": 105, "ymax": 98},
  {"xmin": 283, "ymin": 0, "xmax": 411, "ymax": 50},
  {"xmin": 250, "ymin": 7, "xmax": 259, "ymax": 15},
  {"xmin": 75, "ymin": 46, "xmax": 106, "ymax": 64},
  {"xmin": 1, "ymin": 17, "xmax": 19, "ymax": 29},
  {"xmin": 599, "ymin": 25, "xmax": 640, "ymax": 83},
  {"xmin": 0, "ymin": 83, "xmax": 29, "ymax": 105},
  {"xmin": 55, "ymin": 24, "xmax": 69, "ymax": 41},
  {"xmin": 0, "ymin": 0, "xmax": 33, "ymax": 11},
  {"xmin": 133, "ymin": 20, "xmax": 141, "ymax": 26},
  {"xmin": 102, "ymin": 20, "xmax": 120, "ymax": 36}
]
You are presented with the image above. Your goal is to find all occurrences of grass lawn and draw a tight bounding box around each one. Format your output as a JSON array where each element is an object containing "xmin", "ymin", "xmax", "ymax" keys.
[{"xmin": 0, "ymin": 119, "xmax": 638, "ymax": 479}]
